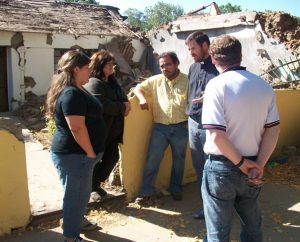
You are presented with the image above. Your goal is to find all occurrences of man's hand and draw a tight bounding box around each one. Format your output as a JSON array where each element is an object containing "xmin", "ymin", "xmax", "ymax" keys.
[
  {"xmin": 139, "ymin": 99, "xmax": 149, "ymax": 110},
  {"xmin": 124, "ymin": 102, "xmax": 131, "ymax": 116},
  {"xmin": 239, "ymin": 159, "xmax": 260, "ymax": 175},
  {"xmin": 248, "ymin": 165, "xmax": 264, "ymax": 179}
]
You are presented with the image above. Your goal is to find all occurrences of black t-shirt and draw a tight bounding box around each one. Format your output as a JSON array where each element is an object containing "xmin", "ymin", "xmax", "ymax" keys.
[
  {"xmin": 51, "ymin": 86, "xmax": 106, "ymax": 154},
  {"xmin": 187, "ymin": 56, "xmax": 219, "ymax": 123}
]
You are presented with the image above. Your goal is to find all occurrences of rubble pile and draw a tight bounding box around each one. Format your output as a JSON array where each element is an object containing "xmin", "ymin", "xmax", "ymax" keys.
[
  {"xmin": 258, "ymin": 12, "xmax": 300, "ymax": 57},
  {"xmin": 13, "ymin": 92, "xmax": 46, "ymax": 131}
]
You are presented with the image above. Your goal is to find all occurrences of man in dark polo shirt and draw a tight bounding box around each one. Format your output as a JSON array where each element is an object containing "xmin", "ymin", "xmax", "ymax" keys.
[{"xmin": 185, "ymin": 31, "xmax": 219, "ymax": 219}]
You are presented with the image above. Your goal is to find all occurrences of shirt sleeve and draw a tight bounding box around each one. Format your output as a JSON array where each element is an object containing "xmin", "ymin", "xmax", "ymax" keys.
[
  {"xmin": 264, "ymin": 92, "xmax": 280, "ymax": 128},
  {"xmin": 202, "ymin": 81, "xmax": 226, "ymax": 131},
  {"xmin": 61, "ymin": 89, "xmax": 87, "ymax": 116},
  {"xmin": 138, "ymin": 77, "xmax": 153, "ymax": 96}
]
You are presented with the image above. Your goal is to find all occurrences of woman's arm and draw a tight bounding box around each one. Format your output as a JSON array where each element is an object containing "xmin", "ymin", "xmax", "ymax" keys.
[{"xmin": 65, "ymin": 115, "xmax": 96, "ymax": 158}]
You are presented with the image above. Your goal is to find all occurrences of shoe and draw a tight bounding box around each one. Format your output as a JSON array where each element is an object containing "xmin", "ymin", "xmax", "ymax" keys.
[
  {"xmin": 61, "ymin": 216, "xmax": 98, "ymax": 231},
  {"xmin": 134, "ymin": 196, "xmax": 155, "ymax": 206},
  {"xmin": 90, "ymin": 191, "xmax": 101, "ymax": 202},
  {"xmin": 97, "ymin": 187, "xmax": 108, "ymax": 197},
  {"xmin": 170, "ymin": 192, "xmax": 182, "ymax": 201},
  {"xmin": 81, "ymin": 216, "xmax": 98, "ymax": 231},
  {"xmin": 64, "ymin": 236, "xmax": 85, "ymax": 242},
  {"xmin": 193, "ymin": 209, "xmax": 205, "ymax": 220}
]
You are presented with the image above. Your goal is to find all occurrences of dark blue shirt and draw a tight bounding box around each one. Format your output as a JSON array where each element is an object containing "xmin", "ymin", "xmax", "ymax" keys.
[
  {"xmin": 51, "ymin": 86, "xmax": 106, "ymax": 154},
  {"xmin": 187, "ymin": 56, "xmax": 219, "ymax": 123}
]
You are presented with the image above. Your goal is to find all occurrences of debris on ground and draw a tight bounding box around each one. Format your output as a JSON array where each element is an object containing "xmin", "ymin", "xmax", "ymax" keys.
[{"xmin": 265, "ymin": 146, "xmax": 300, "ymax": 190}]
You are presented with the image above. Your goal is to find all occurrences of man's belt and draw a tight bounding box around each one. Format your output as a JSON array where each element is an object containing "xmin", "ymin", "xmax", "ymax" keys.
[{"xmin": 208, "ymin": 154, "xmax": 257, "ymax": 162}]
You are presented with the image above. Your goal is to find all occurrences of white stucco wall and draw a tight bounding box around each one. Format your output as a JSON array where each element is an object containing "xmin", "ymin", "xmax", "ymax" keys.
[
  {"xmin": 0, "ymin": 30, "xmax": 147, "ymax": 111},
  {"xmin": 25, "ymin": 47, "xmax": 54, "ymax": 96},
  {"xmin": 52, "ymin": 34, "xmax": 114, "ymax": 49},
  {"xmin": 149, "ymin": 24, "xmax": 296, "ymax": 75},
  {"xmin": 0, "ymin": 31, "xmax": 14, "ymax": 46}
]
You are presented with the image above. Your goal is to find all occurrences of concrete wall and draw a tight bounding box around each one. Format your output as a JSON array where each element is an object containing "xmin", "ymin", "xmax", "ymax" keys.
[
  {"xmin": 274, "ymin": 89, "xmax": 300, "ymax": 154},
  {"xmin": 121, "ymin": 97, "xmax": 195, "ymax": 200},
  {"xmin": 0, "ymin": 130, "xmax": 30, "ymax": 235},
  {"xmin": 0, "ymin": 30, "xmax": 147, "ymax": 111},
  {"xmin": 121, "ymin": 90, "xmax": 300, "ymax": 199},
  {"xmin": 148, "ymin": 23, "xmax": 295, "ymax": 76}
]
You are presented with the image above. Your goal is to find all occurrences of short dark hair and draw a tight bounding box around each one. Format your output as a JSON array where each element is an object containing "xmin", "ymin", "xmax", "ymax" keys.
[
  {"xmin": 185, "ymin": 31, "xmax": 210, "ymax": 46},
  {"xmin": 158, "ymin": 51, "xmax": 180, "ymax": 64},
  {"xmin": 210, "ymin": 35, "xmax": 242, "ymax": 67}
]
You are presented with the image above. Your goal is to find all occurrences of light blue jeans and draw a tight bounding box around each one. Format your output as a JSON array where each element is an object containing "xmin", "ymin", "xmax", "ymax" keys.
[
  {"xmin": 188, "ymin": 117, "xmax": 206, "ymax": 194},
  {"xmin": 51, "ymin": 152, "xmax": 103, "ymax": 238},
  {"xmin": 139, "ymin": 122, "xmax": 188, "ymax": 196},
  {"xmin": 201, "ymin": 157, "xmax": 262, "ymax": 242}
]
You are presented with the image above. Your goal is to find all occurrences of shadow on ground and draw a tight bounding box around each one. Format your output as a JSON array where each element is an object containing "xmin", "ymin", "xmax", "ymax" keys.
[{"xmin": 1, "ymin": 182, "xmax": 300, "ymax": 242}]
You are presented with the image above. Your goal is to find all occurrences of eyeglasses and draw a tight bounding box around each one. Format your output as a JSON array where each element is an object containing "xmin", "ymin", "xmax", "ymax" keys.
[{"xmin": 245, "ymin": 178, "xmax": 266, "ymax": 188}]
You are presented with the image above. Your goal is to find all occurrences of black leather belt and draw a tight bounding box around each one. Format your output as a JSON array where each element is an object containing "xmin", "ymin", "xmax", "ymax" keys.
[{"xmin": 208, "ymin": 154, "xmax": 257, "ymax": 162}]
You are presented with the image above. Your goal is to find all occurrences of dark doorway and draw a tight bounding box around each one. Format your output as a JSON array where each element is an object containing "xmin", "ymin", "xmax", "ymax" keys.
[{"xmin": 0, "ymin": 47, "xmax": 8, "ymax": 112}]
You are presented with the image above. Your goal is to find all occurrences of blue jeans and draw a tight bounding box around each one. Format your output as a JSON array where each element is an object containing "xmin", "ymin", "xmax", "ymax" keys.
[
  {"xmin": 51, "ymin": 152, "xmax": 103, "ymax": 238},
  {"xmin": 139, "ymin": 122, "xmax": 188, "ymax": 196},
  {"xmin": 201, "ymin": 157, "xmax": 262, "ymax": 242},
  {"xmin": 188, "ymin": 117, "xmax": 206, "ymax": 194}
]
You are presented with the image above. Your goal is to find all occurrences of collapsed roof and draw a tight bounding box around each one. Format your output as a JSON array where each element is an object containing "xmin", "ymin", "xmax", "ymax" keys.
[{"xmin": 0, "ymin": 0, "xmax": 140, "ymax": 38}]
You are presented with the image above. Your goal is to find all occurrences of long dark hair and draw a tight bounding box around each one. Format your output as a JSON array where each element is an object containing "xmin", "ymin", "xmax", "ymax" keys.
[{"xmin": 45, "ymin": 50, "xmax": 90, "ymax": 119}]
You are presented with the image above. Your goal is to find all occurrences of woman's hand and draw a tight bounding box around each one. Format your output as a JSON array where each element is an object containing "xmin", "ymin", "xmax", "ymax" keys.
[
  {"xmin": 86, "ymin": 152, "xmax": 96, "ymax": 159},
  {"xmin": 124, "ymin": 102, "xmax": 131, "ymax": 116}
]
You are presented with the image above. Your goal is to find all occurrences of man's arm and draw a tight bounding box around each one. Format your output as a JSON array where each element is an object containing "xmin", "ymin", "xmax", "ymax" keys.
[
  {"xmin": 209, "ymin": 129, "xmax": 260, "ymax": 175},
  {"xmin": 133, "ymin": 85, "xmax": 149, "ymax": 110},
  {"xmin": 253, "ymin": 125, "xmax": 280, "ymax": 178}
]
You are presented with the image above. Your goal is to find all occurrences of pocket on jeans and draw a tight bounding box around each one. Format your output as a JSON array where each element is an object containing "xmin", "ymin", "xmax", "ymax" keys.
[
  {"xmin": 206, "ymin": 171, "xmax": 235, "ymax": 200},
  {"xmin": 245, "ymin": 186, "xmax": 261, "ymax": 199}
]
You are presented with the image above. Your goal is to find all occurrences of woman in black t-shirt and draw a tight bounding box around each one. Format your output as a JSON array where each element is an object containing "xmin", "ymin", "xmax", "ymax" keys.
[
  {"xmin": 45, "ymin": 50, "xmax": 106, "ymax": 242},
  {"xmin": 84, "ymin": 50, "xmax": 131, "ymax": 202}
]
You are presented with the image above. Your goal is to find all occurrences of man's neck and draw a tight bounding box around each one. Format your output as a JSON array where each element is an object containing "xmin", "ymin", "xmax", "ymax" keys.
[{"xmin": 167, "ymin": 70, "xmax": 180, "ymax": 81}]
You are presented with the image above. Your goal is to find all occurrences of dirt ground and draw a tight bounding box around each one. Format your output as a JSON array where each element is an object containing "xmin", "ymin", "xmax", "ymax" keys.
[
  {"xmin": 1, "ymin": 181, "xmax": 300, "ymax": 242},
  {"xmin": 8, "ymin": 94, "xmax": 300, "ymax": 242}
]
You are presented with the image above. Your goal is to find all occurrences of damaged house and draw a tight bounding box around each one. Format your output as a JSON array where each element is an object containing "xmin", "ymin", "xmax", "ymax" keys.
[
  {"xmin": 0, "ymin": 0, "xmax": 151, "ymax": 112},
  {"xmin": 148, "ymin": 3, "xmax": 300, "ymax": 87}
]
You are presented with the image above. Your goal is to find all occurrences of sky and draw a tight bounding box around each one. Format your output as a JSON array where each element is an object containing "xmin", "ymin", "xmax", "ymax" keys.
[{"xmin": 98, "ymin": 0, "xmax": 300, "ymax": 17}]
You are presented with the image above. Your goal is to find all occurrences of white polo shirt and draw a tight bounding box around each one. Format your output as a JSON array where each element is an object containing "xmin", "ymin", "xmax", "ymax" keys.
[{"xmin": 202, "ymin": 69, "xmax": 280, "ymax": 156}]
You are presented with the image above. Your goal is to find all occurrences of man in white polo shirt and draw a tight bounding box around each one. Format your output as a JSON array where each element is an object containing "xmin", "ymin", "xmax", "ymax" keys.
[{"xmin": 201, "ymin": 35, "xmax": 280, "ymax": 242}]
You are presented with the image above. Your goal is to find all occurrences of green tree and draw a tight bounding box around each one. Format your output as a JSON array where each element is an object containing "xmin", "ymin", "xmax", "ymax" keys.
[
  {"xmin": 219, "ymin": 3, "xmax": 242, "ymax": 13},
  {"xmin": 65, "ymin": 0, "xmax": 98, "ymax": 4},
  {"xmin": 124, "ymin": 8, "xmax": 145, "ymax": 30},
  {"xmin": 143, "ymin": 1, "xmax": 184, "ymax": 30}
]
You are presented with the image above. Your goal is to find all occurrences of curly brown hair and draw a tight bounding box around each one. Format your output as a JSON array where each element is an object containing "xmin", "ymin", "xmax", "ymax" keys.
[
  {"xmin": 209, "ymin": 35, "xmax": 242, "ymax": 67},
  {"xmin": 45, "ymin": 50, "xmax": 90, "ymax": 119}
]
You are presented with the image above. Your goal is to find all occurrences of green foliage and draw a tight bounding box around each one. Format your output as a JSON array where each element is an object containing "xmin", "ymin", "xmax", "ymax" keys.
[
  {"xmin": 124, "ymin": 1, "xmax": 184, "ymax": 31},
  {"xmin": 143, "ymin": 1, "xmax": 184, "ymax": 30},
  {"xmin": 65, "ymin": 0, "xmax": 98, "ymax": 4},
  {"xmin": 47, "ymin": 119, "xmax": 56, "ymax": 139},
  {"xmin": 124, "ymin": 8, "xmax": 145, "ymax": 30},
  {"xmin": 219, "ymin": 3, "xmax": 242, "ymax": 13}
]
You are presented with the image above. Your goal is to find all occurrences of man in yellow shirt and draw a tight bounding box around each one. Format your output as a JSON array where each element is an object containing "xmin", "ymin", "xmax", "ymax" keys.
[{"xmin": 133, "ymin": 52, "xmax": 188, "ymax": 204}]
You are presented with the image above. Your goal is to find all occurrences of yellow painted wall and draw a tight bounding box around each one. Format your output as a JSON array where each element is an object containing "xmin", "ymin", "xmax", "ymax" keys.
[
  {"xmin": 0, "ymin": 130, "xmax": 31, "ymax": 235},
  {"xmin": 274, "ymin": 89, "xmax": 300, "ymax": 154},
  {"xmin": 121, "ymin": 90, "xmax": 300, "ymax": 199},
  {"xmin": 121, "ymin": 97, "xmax": 195, "ymax": 200}
]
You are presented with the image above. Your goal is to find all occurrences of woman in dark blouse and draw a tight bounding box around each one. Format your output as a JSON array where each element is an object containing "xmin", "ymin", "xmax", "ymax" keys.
[
  {"xmin": 84, "ymin": 50, "xmax": 131, "ymax": 202},
  {"xmin": 46, "ymin": 50, "xmax": 106, "ymax": 242}
]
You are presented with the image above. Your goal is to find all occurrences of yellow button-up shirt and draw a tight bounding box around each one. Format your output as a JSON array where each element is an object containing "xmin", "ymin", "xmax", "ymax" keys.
[{"xmin": 138, "ymin": 72, "xmax": 188, "ymax": 125}]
